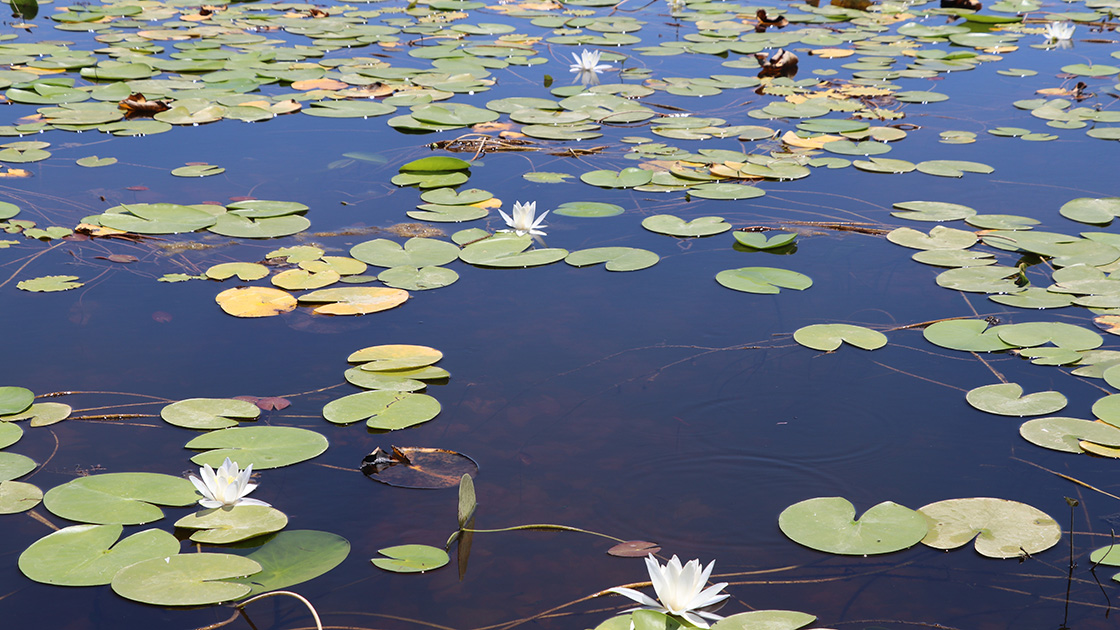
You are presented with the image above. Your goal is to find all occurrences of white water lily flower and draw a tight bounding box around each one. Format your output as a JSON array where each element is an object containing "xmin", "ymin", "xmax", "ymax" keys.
[
  {"xmin": 608, "ymin": 554, "xmax": 730, "ymax": 629},
  {"xmin": 498, "ymin": 200, "xmax": 549, "ymax": 236},
  {"xmin": 1044, "ymin": 21, "xmax": 1075, "ymax": 42},
  {"xmin": 189, "ymin": 457, "xmax": 270, "ymax": 509},
  {"xmin": 569, "ymin": 49, "xmax": 611, "ymax": 75}
]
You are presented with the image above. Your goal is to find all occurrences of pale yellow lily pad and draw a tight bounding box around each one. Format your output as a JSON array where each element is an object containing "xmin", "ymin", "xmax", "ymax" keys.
[
  {"xmin": 298, "ymin": 287, "xmax": 408, "ymax": 315},
  {"xmin": 918, "ymin": 497, "xmax": 1061, "ymax": 558},
  {"xmin": 215, "ymin": 287, "xmax": 297, "ymax": 318}
]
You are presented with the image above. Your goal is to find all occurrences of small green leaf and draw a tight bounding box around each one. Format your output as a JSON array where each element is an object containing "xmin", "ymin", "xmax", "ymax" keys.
[
  {"xmin": 76, "ymin": 156, "xmax": 116, "ymax": 168},
  {"xmin": 715, "ymin": 267, "xmax": 812, "ymax": 294},
  {"xmin": 793, "ymin": 324, "xmax": 887, "ymax": 352},
  {"xmin": 372, "ymin": 544, "xmax": 449, "ymax": 573}
]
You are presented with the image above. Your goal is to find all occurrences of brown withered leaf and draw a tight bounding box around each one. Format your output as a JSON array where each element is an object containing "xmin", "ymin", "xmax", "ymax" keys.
[
  {"xmin": 95, "ymin": 254, "xmax": 138, "ymax": 263},
  {"xmin": 118, "ymin": 93, "xmax": 171, "ymax": 116},
  {"xmin": 756, "ymin": 49, "xmax": 799, "ymax": 79},
  {"xmin": 607, "ymin": 541, "xmax": 662, "ymax": 558},
  {"xmin": 1095, "ymin": 315, "xmax": 1120, "ymax": 336},
  {"xmin": 0, "ymin": 167, "xmax": 31, "ymax": 178},
  {"xmin": 361, "ymin": 446, "xmax": 478, "ymax": 488}
]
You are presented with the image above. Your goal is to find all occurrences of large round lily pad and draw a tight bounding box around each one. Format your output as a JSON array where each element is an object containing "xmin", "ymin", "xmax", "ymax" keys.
[
  {"xmin": 1019, "ymin": 417, "xmax": 1120, "ymax": 453},
  {"xmin": 185, "ymin": 426, "xmax": 329, "ymax": 469},
  {"xmin": 716, "ymin": 268, "xmax": 812, "ymax": 294},
  {"xmin": 793, "ymin": 324, "xmax": 887, "ymax": 352},
  {"xmin": 0, "ymin": 480, "xmax": 41, "ymax": 514},
  {"xmin": 642, "ymin": 215, "xmax": 730, "ymax": 237},
  {"xmin": 350, "ymin": 237, "xmax": 460, "ymax": 268},
  {"xmin": 0, "ymin": 386, "xmax": 34, "ymax": 415},
  {"xmin": 917, "ymin": 497, "xmax": 1060, "ymax": 558},
  {"xmin": 711, "ymin": 610, "xmax": 817, "ymax": 630},
  {"xmin": 226, "ymin": 530, "xmax": 350, "ymax": 597},
  {"xmin": 458, "ymin": 233, "xmax": 567, "ymax": 267},
  {"xmin": 965, "ymin": 383, "xmax": 1067, "ymax": 417},
  {"xmin": 778, "ymin": 497, "xmax": 928, "ymax": 555},
  {"xmin": 174, "ymin": 505, "xmax": 288, "ymax": 544},
  {"xmin": 111, "ymin": 553, "xmax": 261, "ymax": 606},
  {"xmin": 350, "ymin": 344, "xmax": 443, "ymax": 371},
  {"xmin": 19, "ymin": 524, "xmax": 180, "ymax": 586},
  {"xmin": 43, "ymin": 473, "xmax": 198, "ymax": 525},
  {"xmin": 923, "ymin": 319, "xmax": 1014, "ymax": 352}
]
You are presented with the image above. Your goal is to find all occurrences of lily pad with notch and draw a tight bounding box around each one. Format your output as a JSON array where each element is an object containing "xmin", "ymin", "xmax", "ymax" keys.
[
  {"xmin": 793, "ymin": 324, "xmax": 887, "ymax": 351},
  {"xmin": 0, "ymin": 480, "xmax": 42, "ymax": 514},
  {"xmin": 372, "ymin": 544, "xmax": 448, "ymax": 573},
  {"xmin": 778, "ymin": 497, "xmax": 928, "ymax": 555},
  {"xmin": 917, "ymin": 498, "xmax": 1060, "ymax": 558},
  {"xmin": 734, "ymin": 232, "xmax": 796, "ymax": 250},
  {"xmin": 161, "ymin": 398, "xmax": 261, "ymax": 430},
  {"xmin": 378, "ymin": 266, "xmax": 459, "ymax": 291},
  {"xmin": 174, "ymin": 505, "xmax": 288, "ymax": 544},
  {"xmin": 553, "ymin": 201, "xmax": 623, "ymax": 218},
  {"xmin": 892, "ymin": 201, "xmax": 977, "ymax": 222},
  {"xmin": 642, "ymin": 215, "xmax": 731, "ymax": 238},
  {"xmin": 111, "ymin": 553, "xmax": 261, "ymax": 606},
  {"xmin": 1020, "ymin": 416, "xmax": 1120, "ymax": 453},
  {"xmin": 43, "ymin": 472, "xmax": 198, "ymax": 525},
  {"xmin": 225, "ymin": 530, "xmax": 350, "ymax": 597},
  {"xmin": 350, "ymin": 344, "xmax": 443, "ymax": 371},
  {"xmin": 298, "ymin": 287, "xmax": 409, "ymax": 315},
  {"xmin": 688, "ymin": 183, "xmax": 766, "ymax": 200},
  {"xmin": 185, "ymin": 426, "xmax": 329, "ymax": 470},
  {"xmin": 966, "ymin": 383, "xmax": 1067, "ymax": 417},
  {"xmin": 459, "ymin": 233, "xmax": 567, "ymax": 268},
  {"xmin": 18, "ymin": 525, "xmax": 180, "ymax": 586},
  {"xmin": 350, "ymin": 237, "xmax": 460, "ymax": 268},
  {"xmin": 716, "ymin": 267, "xmax": 812, "ymax": 294},
  {"xmin": 923, "ymin": 319, "xmax": 1015, "ymax": 352},
  {"xmin": 565, "ymin": 247, "xmax": 659, "ymax": 272},
  {"xmin": 323, "ymin": 390, "xmax": 441, "ymax": 430}
]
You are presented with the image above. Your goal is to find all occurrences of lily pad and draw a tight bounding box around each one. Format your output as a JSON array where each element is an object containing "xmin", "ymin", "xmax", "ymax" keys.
[
  {"xmin": 379, "ymin": 266, "xmax": 459, "ymax": 291},
  {"xmin": 642, "ymin": 215, "xmax": 731, "ymax": 237},
  {"xmin": 565, "ymin": 247, "xmax": 659, "ymax": 272},
  {"xmin": 111, "ymin": 553, "xmax": 261, "ymax": 606},
  {"xmin": 17, "ymin": 275, "xmax": 83, "ymax": 292},
  {"xmin": 174, "ymin": 505, "xmax": 288, "ymax": 544},
  {"xmin": 711, "ymin": 611, "xmax": 817, "ymax": 630},
  {"xmin": 298, "ymin": 287, "xmax": 410, "ymax": 315},
  {"xmin": 350, "ymin": 238, "xmax": 460, "ymax": 268},
  {"xmin": 965, "ymin": 383, "xmax": 1067, "ymax": 417},
  {"xmin": 361, "ymin": 446, "xmax": 478, "ymax": 489},
  {"xmin": 227, "ymin": 530, "xmax": 351, "ymax": 597},
  {"xmin": 916, "ymin": 160, "xmax": 994, "ymax": 178},
  {"xmin": 0, "ymin": 452, "xmax": 36, "ymax": 481},
  {"xmin": 917, "ymin": 498, "xmax": 1060, "ymax": 558},
  {"xmin": 553, "ymin": 201, "xmax": 624, "ymax": 218},
  {"xmin": 372, "ymin": 544, "xmax": 448, "ymax": 573},
  {"xmin": 1, "ymin": 402, "xmax": 70, "ymax": 427},
  {"xmin": 923, "ymin": 319, "xmax": 1014, "ymax": 352},
  {"xmin": 733, "ymin": 232, "xmax": 796, "ymax": 250},
  {"xmin": 205, "ymin": 262, "xmax": 270, "ymax": 282},
  {"xmin": 1059, "ymin": 198, "xmax": 1120, "ymax": 225},
  {"xmin": 171, "ymin": 163, "xmax": 225, "ymax": 178},
  {"xmin": 350, "ymin": 345, "xmax": 442, "ymax": 371},
  {"xmin": 892, "ymin": 201, "xmax": 977, "ymax": 222},
  {"xmin": 19, "ymin": 525, "xmax": 180, "ymax": 586},
  {"xmin": 0, "ymin": 386, "xmax": 34, "ymax": 415},
  {"xmin": 778, "ymin": 497, "xmax": 928, "ymax": 555},
  {"xmin": 793, "ymin": 324, "xmax": 887, "ymax": 352},
  {"xmin": 888, "ymin": 226, "xmax": 977, "ymax": 250},
  {"xmin": 216, "ymin": 287, "xmax": 297, "ymax": 318},
  {"xmin": 459, "ymin": 233, "xmax": 567, "ymax": 268},
  {"xmin": 161, "ymin": 398, "xmax": 261, "ymax": 430},
  {"xmin": 0, "ymin": 480, "xmax": 42, "ymax": 514},
  {"xmin": 322, "ymin": 391, "xmax": 441, "ymax": 430},
  {"xmin": 995, "ymin": 322, "xmax": 1102, "ymax": 351},
  {"xmin": 43, "ymin": 473, "xmax": 198, "ymax": 525},
  {"xmin": 1020, "ymin": 417, "xmax": 1120, "ymax": 453},
  {"xmin": 0, "ymin": 422, "xmax": 20, "ymax": 449},
  {"xmin": 580, "ymin": 168, "xmax": 653, "ymax": 188},
  {"xmin": 185, "ymin": 426, "xmax": 329, "ymax": 470},
  {"xmin": 715, "ymin": 267, "xmax": 812, "ymax": 294}
]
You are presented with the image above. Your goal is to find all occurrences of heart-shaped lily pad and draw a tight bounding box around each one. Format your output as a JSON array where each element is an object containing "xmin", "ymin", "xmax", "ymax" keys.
[
  {"xmin": 887, "ymin": 226, "xmax": 977, "ymax": 250},
  {"xmin": 793, "ymin": 324, "xmax": 887, "ymax": 351},
  {"xmin": 923, "ymin": 319, "xmax": 1015, "ymax": 352},
  {"xmin": 917, "ymin": 497, "xmax": 1060, "ymax": 558},
  {"xmin": 0, "ymin": 480, "xmax": 42, "ymax": 514},
  {"xmin": 580, "ymin": 168, "xmax": 653, "ymax": 188},
  {"xmin": 174, "ymin": 505, "xmax": 288, "ymax": 544},
  {"xmin": 778, "ymin": 497, "xmax": 928, "ymax": 555},
  {"xmin": 19, "ymin": 524, "xmax": 180, "ymax": 586},
  {"xmin": 216, "ymin": 287, "xmax": 298, "ymax": 318},
  {"xmin": 995, "ymin": 322, "xmax": 1102, "ymax": 351},
  {"xmin": 111, "ymin": 553, "xmax": 261, "ymax": 606},
  {"xmin": 161, "ymin": 398, "xmax": 261, "ymax": 430},
  {"xmin": 564, "ymin": 247, "xmax": 659, "ymax": 272},
  {"xmin": 43, "ymin": 473, "xmax": 198, "ymax": 525},
  {"xmin": 323, "ymin": 391, "xmax": 441, "ymax": 430},
  {"xmin": 710, "ymin": 610, "xmax": 817, "ymax": 630},
  {"xmin": 1020, "ymin": 416, "xmax": 1120, "ymax": 453},
  {"xmin": 350, "ymin": 237, "xmax": 460, "ymax": 268},
  {"xmin": 965, "ymin": 383, "xmax": 1067, "ymax": 417},
  {"xmin": 226, "ymin": 530, "xmax": 350, "ymax": 597},
  {"xmin": 642, "ymin": 215, "xmax": 731, "ymax": 237},
  {"xmin": 733, "ymin": 232, "xmax": 796, "ymax": 249},
  {"xmin": 185, "ymin": 426, "xmax": 329, "ymax": 469},
  {"xmin": 891, "ymin": 201, "xmax": 977, "ymax": 222},
  {"xmin": 458, "ymin": 233, "xmax": 567, "ymax": 267},
  {"xmin": 716, "ymin": 267, "xmax": 812, "ymax": 294},
  {"xmin": 371, "ymin": 544, "xmax": 449, "ymax": 573},
  {"xmin": 298, "ymin": 287, "xmax": 409, "ymax": 315},
  {"xmin": 349, "ymin": 344, "xmax": 443, "ymax": 371}
]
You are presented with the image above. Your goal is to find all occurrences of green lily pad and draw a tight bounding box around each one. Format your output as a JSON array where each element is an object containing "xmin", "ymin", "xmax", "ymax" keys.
[
  {"xmin": 378, "ymin": 266, "xmax": 459, "ymax": 291},
  {"xmin": 935, "ymin": 266, "xmax": 1022, "ymax": 293},
  {"xmin": 917, "ymin": 498, "xmax": 1060, "ymax": 558},
  {"xmin": 0, "ymin": 452, "xmax": 36, "ymax": 481},
  {"xmin": 161, "ymin": 398, "xmax": 261, "ymax": 430},
  {"xmin": 580, "ymin": 168, "xmax": 653, "ymax": 188},
  {"xmin": 0, "ymin": 386, "xmax": 33, "ymax": 415},
  {"xmin": 778, "ymin": 497, "xmax": 928, "ymax": 555},
  {"xmin": 458, "ymin": 233, "xmax": 567, "ymax": 268},
  {"xmin": 174, "ymin": 505, "xmax": 288, "ymax": 544},
  {"xmin": 419, "ymin": 187, "xmax": 491, "ymax": 205},
  {"xmin": 208, "ymin": 214, "xmax": 311, "ymax": 239},
  {"xmin": 853, "ymin": 157, "xmax": 915, "ymax": 174},
  {"xmin": 0, "ymin": 480, "xmax": 42, "ymax": 514},
  {"xmin": 916, "ymin": 160, "xmax": 994, "ymax": 178},
  {"xmin": 965, "ymin": 383, "xmax": 1067, "ymax": 417},
  {"xmin": 923, "ymin": 319, "xmax": 1015, "ymax": 352},
  {"xmin": 642, "ymin": 215, "xmax": 731, "ymax": 237},
  {"xmin": 407, "ymin": 204, "xmax": 488, "ymax": 222},
  {"xmin": 322, "ymin": 391, "xmax": 441, "ymax": 430},
  {"xmin": 19, "ymin": 525, "xmax": 180, "ymax": 586},
  {"xmin": 988, "ymin": 288, "xmax": 1073, "ymax": 309},
  {"xmin": 111, "ymin": 553, "xmax": 261, "ymax": 606},
  {"xmin": 303, "ymin": 100, "xmax": 396, "ymax": 118},
  {"xmin": 688, "ymin": 183, "xmax": 766, "ymax": 200},
  {"xmin": 1020, "ymin": 417, "xmax": 1120, "ymax": 453},
  {"xmin": 1060, "ymin": 64, "xmax": 1120, "ymax": 77},
  {"xmin": 823, "ymin": 140, "xmax": 892, "ymax": 156},
  {"xmin": 565, "ymin": 247, "xmax": 659, "ymax": 272},
  {"xmin": 0, "ymin": 202, "xmax": 19, "ymax": 220},
  {"xmin": 227, "ymin": 200, "xmax": 309, "ymax": 219},
  {"xmin": 1059, "ymin": 198, "xmax": 1120, "ymax": 225},
  {"xmin": 17, "ymin": 275, "xmax": 83, "ymax": 292},
  {"xmin": 523, "ymin": 172, "xmax": 573, "ymax": 183},
  {"xmin": 185, "ymin": 426, "xmax": 329, "ymax": 470},
  {"xmin": 227, "ymin": 530, "xmax": 351, "ymax": 597},
  {"xmin": 892, "ymin": 201, "xmax": 977, "ymax": 222},
  {"xmin": 888, "ymin": 226, "xmax": 977, "ymax": 250},
  {"xmin": 271, "ymin": 269, "xmax": 340, "ymax": 291},
  {"xmin": 995, "ymin": 322, "xmax": 1102, "ymax": 351},
  {"xmin": 97, "ymin": 203, "xmax": 217, "ymax": 235},
  {"xmin": 343, "ymin": 368, "xmax": 425, "ymax": 392},
  {"xmin": 43, "ymin": 473, "xmax": 198, "ymax": 525},
  {"xmin": 733, "ymin": 232, "xmax": 796, "ymax": 250},
  {"xmin": 171, "ymin": 163, "xmax": 225, "ymax": 178},
  {"xmin": 372, "ymin": 544, "xmax": 448, "ymax": 573},
  {"xmin": 716, "ymin": 267, "xmax": 812, "ymax": 294},
  {"xmin": 553, "ymin": 201, "xmax": 624, "ymax": 218},
  {"xmin": 0, "ymin": 421, "xmax": 20, "ymax": 449},
  {"xmin": 76, "ymin": 156, "xmax": 116, "ymax": 168},
  {"xmin": 793, "ymin": 324, "xmax": 887, "ymax": 352},
  {"xmin": 350, "ymin": 238, "xmax": 460, "ymax": 268},
  {"xmin": 711, "ymin": 611, "xmax": 817, "ymax": 630}
]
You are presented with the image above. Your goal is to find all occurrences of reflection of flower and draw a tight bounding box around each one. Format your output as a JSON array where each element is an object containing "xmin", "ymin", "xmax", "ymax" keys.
[
  {"xmin": 1044, "ymin": 21, "xmax": 1075, "ymax": 43},
  {"xmin": 569, "ymin": 49, "xmax": 611, "ymax": 75},
  {"xmin": 667, "ymin": 0, "xmax": 685, "ymax": 12},
  {"xmin": 189, "ymin": 458, "xmax": 270, "ymax": 509},
  {"xmin": 608, "ymin": 555, "xmax": 730, "ymax": 629},
  {"xmin": 499, "ymin": 201, "xmax": 549, "ymax": 236}
]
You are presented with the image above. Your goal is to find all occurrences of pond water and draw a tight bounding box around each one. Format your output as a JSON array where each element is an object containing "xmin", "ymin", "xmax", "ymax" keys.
[{"xmin": 2, "ymin": 0, "xmax": 1120, "ymax": 629}]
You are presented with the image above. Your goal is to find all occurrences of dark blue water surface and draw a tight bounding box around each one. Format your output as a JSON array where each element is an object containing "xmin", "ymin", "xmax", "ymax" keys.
[{"xmin": 3, "ymin": 1, "xmax": 1120, "ymax": 630}]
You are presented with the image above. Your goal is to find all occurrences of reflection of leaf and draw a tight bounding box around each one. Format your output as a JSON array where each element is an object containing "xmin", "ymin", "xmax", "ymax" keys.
[{"xmin": 362, "ymin": 446, "xmax": 478, "ymax": 489}]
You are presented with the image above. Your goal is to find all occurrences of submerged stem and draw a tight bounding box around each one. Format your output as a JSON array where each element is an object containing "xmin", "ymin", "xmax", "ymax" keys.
[
  {"xmin": 237, "ymin": 591, "xmax": 323, "ymax": 630},
  {"xmin": 459, "ymin": 523, "xmax": 627, "ymax": 543}
]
